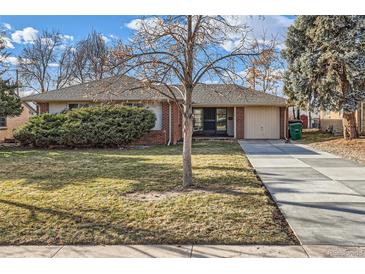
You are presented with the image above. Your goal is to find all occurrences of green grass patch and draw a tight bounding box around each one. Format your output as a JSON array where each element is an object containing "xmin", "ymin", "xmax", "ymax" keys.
[{"xmin": 0, "ymin": 141, "xmax": 297, "ymax": 245}]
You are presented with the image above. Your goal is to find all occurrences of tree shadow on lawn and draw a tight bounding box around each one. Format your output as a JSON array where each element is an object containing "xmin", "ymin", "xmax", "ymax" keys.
[
  {"xmin": 0, "ymin": 141, "xmax": 244, "ymax": 157},
  {"xmin": 16, "ymin": 159, "xmax": 263, "ymax": 195},
  {"xmin": 2, "ymin": 154, "xmax": 262, "ymax": 195},
  {"xmin": 0, "ymin": 195, "xmax": 295, "ymax": 245},
  {"xmin": 0, "ymin": 198, "xmax": 189, "ymax": 245}
]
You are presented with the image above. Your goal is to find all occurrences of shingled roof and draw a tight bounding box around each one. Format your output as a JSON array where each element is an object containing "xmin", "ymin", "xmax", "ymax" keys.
[{"xmin": 22, "ymin": 76, "xmax": 287, "ymax": 106}]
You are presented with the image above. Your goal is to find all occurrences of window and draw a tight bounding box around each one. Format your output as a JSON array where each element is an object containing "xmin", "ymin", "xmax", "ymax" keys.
[
  {"xmin": 68, "ymin": 103, "xmax": 90, "ymax": 110},
  {"xmin": 0, "ymin": 117, "xmax": 6, "ymax": 128},
  {"xmin": 193, "ymin": 108, "xmax": 203, "ymax": 131},
  {"xmin": 126, "ymin": 103, "xmax": 144, "ymax": 108},
  {"xmin": 216, "ymin": 108, "xmax": 227, "ymax": 132}
]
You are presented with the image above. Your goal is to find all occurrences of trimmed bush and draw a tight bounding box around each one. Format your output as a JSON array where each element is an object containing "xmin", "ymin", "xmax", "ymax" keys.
[
  {"xmin": 14, "ymin": 113, "xmax": 67, "ymax": 147},
  {"xmin": 14, "ymin": 105, "xmax": 156, "ymax": 148}
]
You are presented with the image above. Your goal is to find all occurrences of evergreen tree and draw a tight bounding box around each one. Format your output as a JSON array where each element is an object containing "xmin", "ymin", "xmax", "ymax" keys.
[
  {"xmin": 282, "ymin": 16, "xmax": 365, "ymax": 139},
  {"xmin": 0, "ymin": 80, "xmax": 22, "ymax": 117}
]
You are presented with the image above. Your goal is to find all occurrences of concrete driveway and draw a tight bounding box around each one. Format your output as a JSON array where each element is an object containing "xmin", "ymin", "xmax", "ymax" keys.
[{"xmin": 239, "ymin": 140, "xmax": 365, "ymax": 246}]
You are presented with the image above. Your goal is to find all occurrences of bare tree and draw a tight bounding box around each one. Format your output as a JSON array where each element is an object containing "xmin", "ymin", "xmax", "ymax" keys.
[
  {"xmin": 72, "ymin": 31, "xmax": 116, "ymax": 82},
  {"xmin": 246, "ymin": 36, "xmax": 284, "ymax": 94},
  {"xmin": 18, "ymin": 31, "xmax": 63, "ymax": 93},
  {"xmin": 71, "ymin": 43, "xmax": 88, "ymax": 83},
  {"xmin": 112, "ymin": 16, "xmax": 269, "ymax": 187},
  {"xmin": 55, "ymin": 46, "xmax": 74, "ymax": 89},
  {"xmin": 18, "ymin": 31, "xmax": 76, "ymax": 92}
]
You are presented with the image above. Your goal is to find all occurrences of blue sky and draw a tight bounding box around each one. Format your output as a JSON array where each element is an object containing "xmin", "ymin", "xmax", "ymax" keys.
[
  {"xmin": 0, "ymin": 16, "xmax": 137, "ymax": 56},
  {"xmin": 0, "ymin": 15, "xmax": 295, "ymax": 58},
  {"xmin": 0, "ymin": 15, "xmax": 295, "ymax": 94}
]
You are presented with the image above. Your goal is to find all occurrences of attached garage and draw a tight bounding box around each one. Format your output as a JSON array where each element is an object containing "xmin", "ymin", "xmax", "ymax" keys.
[{"xmin": 244, "ymin": 106, "xmax": 281, "ymax": 139}]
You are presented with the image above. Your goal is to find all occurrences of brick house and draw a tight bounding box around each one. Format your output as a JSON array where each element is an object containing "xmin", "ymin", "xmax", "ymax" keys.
[
  {"xmin": 0, "ymin": 102, "xmax": 37, "ymax": 142},
  {"xmin": 22, "ymin": 76, "xmax": 289, "ymax": 145}
]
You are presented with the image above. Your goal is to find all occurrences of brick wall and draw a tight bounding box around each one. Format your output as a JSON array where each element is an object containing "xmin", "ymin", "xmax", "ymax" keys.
[
  {"xmin": 133, "ymin": 101, "xmax": 182, "ymax": 145},
  {"xmin": 235, "ymin": 107, "xmax": 245, "ymax": 139},
  {"xmin": 0, "ymin": 105, "xmax": 34, "ymax": 142},
  {"xmin": 132, "ymin": 130, "xmax": 167, "ymax": 145},
  {"xmin": 171, "ymin": 102, "xmax": 182, "ymax": 144}
]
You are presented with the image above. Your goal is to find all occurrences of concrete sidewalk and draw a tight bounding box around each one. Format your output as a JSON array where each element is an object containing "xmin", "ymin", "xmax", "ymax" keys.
[
  {"xmin": 239, "ymin": 140, "xmax": 365, "ymax": 246},
  {"xmin": 1, "ymin": 245, "xmax": 365, "ymax": 258}
]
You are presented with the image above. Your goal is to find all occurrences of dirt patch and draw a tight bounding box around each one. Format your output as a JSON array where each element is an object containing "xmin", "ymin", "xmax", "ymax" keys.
[
  {"xmin": 310, "ymin": 138, "xmax": 365, "ymax": 164},
  {"xmin": 299, "ymin": 131, "xmax": 365, "ymax": 164}
]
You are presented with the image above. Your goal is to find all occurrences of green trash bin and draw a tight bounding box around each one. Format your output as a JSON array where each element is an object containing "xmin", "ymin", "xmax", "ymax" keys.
[{"xmin": 289, "ymin": 122, "xmax": 302, "ymax": 140}]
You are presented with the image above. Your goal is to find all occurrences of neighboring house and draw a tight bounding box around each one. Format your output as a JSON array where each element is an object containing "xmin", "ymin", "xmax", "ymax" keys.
[
  {"xmin": 320, "ymin": 103, "xmax": 365, "ymax": 135},
  {"xmin": 22, "ymin": 76, "xmax": 289, "ymax": 145},
  {"xmin": 0, "ymin": 102, "xmax": 37, "ymax": 142},
  {"xmin": 288, "ymin": 106, "xmax": 320, "ymax": 129}
]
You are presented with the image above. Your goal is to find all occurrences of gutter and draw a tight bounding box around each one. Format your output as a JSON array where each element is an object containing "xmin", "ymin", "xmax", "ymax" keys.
[{"xmin": 167, "ymin": 101, "xmax": 172, "ymax": 146}]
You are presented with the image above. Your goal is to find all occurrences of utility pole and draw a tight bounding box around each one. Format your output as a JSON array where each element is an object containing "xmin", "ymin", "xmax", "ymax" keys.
[{"xmin": 15, "ymin": 69, "xmax": 19, "ymax": 96}]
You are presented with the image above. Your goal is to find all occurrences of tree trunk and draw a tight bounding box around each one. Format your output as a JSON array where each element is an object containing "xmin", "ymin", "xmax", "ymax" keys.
[
  {"xmin": 182, "ymin": 95, "xmax": 193, "ymax": 187},
  {"xmin": 308, "ymin": 110, "xmax": 312, "ymax": 128},
  {"xmin": 182, "ymin": 15, "xmax": 194, "ymax": 187},
  {"xmin": 343, "ymin": 111, "xmax": 358, "ymax": 140}
]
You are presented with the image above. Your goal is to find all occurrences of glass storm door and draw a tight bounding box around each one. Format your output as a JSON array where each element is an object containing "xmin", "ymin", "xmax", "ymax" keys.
[
  {"xmin": 216, "ymin": 108, "xmax": 227, "ymax": 133},
  {"xmin": 203, "ymin": 108, "xmax": 216, "ymax": 133}
]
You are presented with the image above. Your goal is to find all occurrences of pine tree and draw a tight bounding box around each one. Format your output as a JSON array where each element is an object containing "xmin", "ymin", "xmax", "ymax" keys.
[
  {"xmin": 282, "ymin": 16, "xmax": 365, "ymax": 139},
  {"xmin": 0, "ymin": 80, "xmax": 22, "ymax": 117}
]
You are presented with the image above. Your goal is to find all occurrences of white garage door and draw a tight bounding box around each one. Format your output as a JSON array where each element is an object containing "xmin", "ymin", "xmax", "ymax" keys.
[{"xmin": 244, "ymin": 106, "xmax": 280, "ymax": 139}]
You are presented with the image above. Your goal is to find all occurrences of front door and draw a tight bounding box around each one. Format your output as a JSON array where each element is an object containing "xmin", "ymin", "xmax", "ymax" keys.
[{"xmin": 203, "ymin": 108, "xmax": 216, "ymax": 134}]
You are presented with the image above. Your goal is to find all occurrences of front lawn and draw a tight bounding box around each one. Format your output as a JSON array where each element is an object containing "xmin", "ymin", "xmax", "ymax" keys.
[{"xmin": 0, "ymin": 141, "xmax": 297, "ymax": 245}]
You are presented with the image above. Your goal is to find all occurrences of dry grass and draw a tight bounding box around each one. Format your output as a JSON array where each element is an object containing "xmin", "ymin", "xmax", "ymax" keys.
[
  {"xmin": 299, "ymin": 130, "xmax": 365, "ymax": 164},
  {"xmin": 0, "ymin": 141, "xmax": 297, "ymax": 245}
]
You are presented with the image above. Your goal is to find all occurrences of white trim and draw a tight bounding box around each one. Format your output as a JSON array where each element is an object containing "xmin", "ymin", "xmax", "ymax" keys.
[
  {"xmin": 167, "ymin": 102, "xmax": 172, "ymax": 146},
  {"xmin": 360, "ymin": 102, "xmax": 364, "ymax": 132},
  {"xmin": 233, "ymin": 107, "xmax": 237, "ymax": 139}
]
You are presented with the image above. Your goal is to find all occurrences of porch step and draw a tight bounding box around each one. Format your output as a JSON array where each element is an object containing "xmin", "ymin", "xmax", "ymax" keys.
[
  {"xmin": 4, "ymin": 138, "xmax": 16, "ymax": 143},
  {"xmin": 192, "ymin": 136, "xmax": 235, "ymax": 142}
]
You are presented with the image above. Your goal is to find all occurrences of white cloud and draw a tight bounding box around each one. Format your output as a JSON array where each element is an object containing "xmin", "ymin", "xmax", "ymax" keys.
[
  {"xmin": 126, "ymin": 17, "xmax": 161, "ymax": 30},
  {"xmin": 11, "ymin": 27, "xmax": 39, "ymax": 44},
  {"xmin": 60, "ymin": 34, "xmax": 74, "ymax": 41},
  {"xmin": 221, "ymin": 16, "xmax": 295, "ymax": 52},
  {"xmin": 40, "ymin": 37, "xmax": 54, "ymax": 45},
  {"xmin": 49, "ymin": 62, "xmax": 59, "ymax": 68},
  {"xmin": 1, "ymin": 56, "xmax": 33, "ymax": 66},
  {"xmin": 126, "ymin": 18, "xmax": 143, "ymax": 30},
  {"xmin": 101, "ymin": 35, "xmax": 110, "ymax": 43},
  {"xmin": 2, "ymin": 23, "xmax": 12, "ymax": 30},
  {"xmin": 125, "ymin": 16, "xmax": 295, "ymax": 53},
  {"xmin": 1, "ymin": 56, "xmax": 19, "ymax": 66},
  {"xmin": 2, "ymin": 37, "xmax": 14, "ymax": 49},
  {"xmin": 19, "ymin": 90, "xmax": 36, "ymax": 97}
]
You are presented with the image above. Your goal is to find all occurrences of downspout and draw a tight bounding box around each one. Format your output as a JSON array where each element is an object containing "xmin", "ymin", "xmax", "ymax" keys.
[
  {"xmin": 167, "ymin": 101, "xmax": 172, "ymax": 146},
  {"xmin": 285, "ymin": 106, "xmax": 289, "ymax": 141}
]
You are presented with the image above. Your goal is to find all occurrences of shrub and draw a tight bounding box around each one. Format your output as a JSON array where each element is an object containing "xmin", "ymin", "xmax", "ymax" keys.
[
  {"xmin": 14, "ymin": 113, "xmax": 67, "ymax": 147},
  {"xmin": 14, "ymin": 105, "xmax": 156, "ymax": 148}
]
